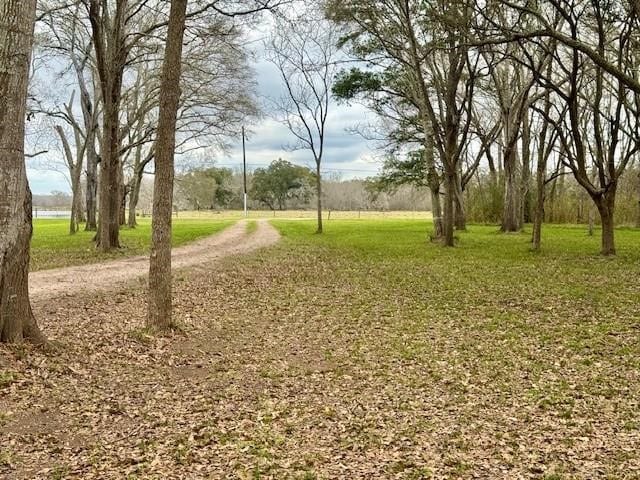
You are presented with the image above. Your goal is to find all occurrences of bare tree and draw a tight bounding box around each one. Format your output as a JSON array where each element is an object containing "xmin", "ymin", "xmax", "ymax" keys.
[
  {"xmin": 122, "ymin": 14, "xmax": 259, "ymax": 228},
  {"xmin": 0, "ymin": 0, "xmax": 45, "ymax": 344},
  {"xmin": 266, "ymin": 9, "xmax": 338, "ymax": 234},
  {"xmin": 54, "ymin": 111, "xmax": 85, "ymax": 233},
  {"xmin": 147, "ymin": 0, "xmax": 188, "ymax": 330},
  {"xmin": 35, "ymin": 2, "xmax": 101, "ymax": 230},
  {"xmin": 147, "ymin": 0, "xmax": 274, "ymax": 327}
]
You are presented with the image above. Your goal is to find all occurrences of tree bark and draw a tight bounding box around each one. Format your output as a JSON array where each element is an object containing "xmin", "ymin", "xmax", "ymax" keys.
[
  {"xmin": 532, "ymin": 171, "xmax": 544, "ymax": 251},
  {"xmin": 0, "ymin": 0, "xmax": 45, "ymax": 344},
  {"xmin": 128, "ymin": 145, "xmax": 144, "ymax": 228},
  {"xmin": 119, "ymin": 178, "xmax": 128, "ymax": 226},
  {"xmin": 454, "ymin": 167, "xmax": 466, "ymax": 230},
  {"xmin": 591, "ymin": 191, "xmax": 617, "ymax": 256},
  {"xmin": 487, "ymin": 146, "xmax": 498, "ymax": 188},
  {"xmin": 128, "ymin": 168, "xmax": 143, "ymax": 228},
  {"xmin": 84, "ymin": 86, "xmax": 99, "ymax": 231},
  {"xmin": 520, "ymin": 109, "xmax": 532, "ymax": 225},
  {"xmin": 54, "ymin": 125, "xmax": 83, "ymax": 234},
  {"xmin": 316, "ymin": 164, "xmax": 323, "ymax": 234},
  {"xmin": 147, "ymin": 0, "xmax": 188, "ymax": 330},
  {"xmin": 636, "ymin": 170, "xmax": 640, "ymax": 228},
  {"xmin": 502, "ymin": 149, "xmax": 521, "ymax": 232},
  {"xmin": 85, "ymin": 133, "xmax": 98, "ymax": 230},
  {"xmin": 532, "ymin": 108, "xmax": 551, "ymax": 251},
  {"xmin": 97, "ymin": 87, "xmax": 122, "ymax": 249},
  {"xmin": 76, "ymin": 187, "xmax": 86, "ymax": 223},
  {"xmin": 424, "ymin": 138, "xmax": 443, "ymax": 239},
  {"xmin": 443, "ymin": 167, "xmax": 456, "ymax": 247},
  {"xmin": 89, "ymin": 0, "xmax": 127, "ymax": 251}
]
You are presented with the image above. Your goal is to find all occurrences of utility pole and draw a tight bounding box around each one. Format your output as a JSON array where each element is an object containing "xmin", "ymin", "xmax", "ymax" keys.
[{"xmin": 242, "ymin": 126, "xmax": 248, "ymax": 217}]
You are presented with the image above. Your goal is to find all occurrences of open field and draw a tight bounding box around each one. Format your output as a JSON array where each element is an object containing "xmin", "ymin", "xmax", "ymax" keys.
[
  {"xmin": 2, "ymin": 219, "xmax": 640, "ymax": 478},
  {"xmin": 171, "ymin": 209, "xmax": 434, "ymax": 220},
  {"xmin": 30, "ymin": 211, "xmax": 430, "ymax": 271},
  {"xmin": 31, "ymin": 218, "xmax": 234, "ymax": 271}
]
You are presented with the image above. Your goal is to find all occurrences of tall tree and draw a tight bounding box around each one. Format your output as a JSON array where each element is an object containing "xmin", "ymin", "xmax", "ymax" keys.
[
  {"xmin": 37, "ymin": 1, "xmax": 101, "ymax": 231},
  {"xmin": 266, "ymin": 8, "xmax": 337, "ymax": 234},
  {"xmin": 329, "ymin": 0, "xmax": 481, "ymax": 246},
  {"xmin": 147, "ymin": 0, "xmax": 188, "ymax": 330},
  {"xmin": 0, "ymin": 0, "xmax": 45, "ymax": 343},
  {"xmin": 87, "ymin": 0, "xmax": 130, "ymax": 250}
]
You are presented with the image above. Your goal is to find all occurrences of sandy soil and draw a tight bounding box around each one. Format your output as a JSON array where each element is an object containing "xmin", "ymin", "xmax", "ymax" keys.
[{"xmin": 28, "ymin": 219, "xmax": 280, "ymax": 301}]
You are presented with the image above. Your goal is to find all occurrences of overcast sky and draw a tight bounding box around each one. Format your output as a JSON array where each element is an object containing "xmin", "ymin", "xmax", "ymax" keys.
[{"xmin": 27, "ymin": 20, "xmax": 384, "ymax": 195}]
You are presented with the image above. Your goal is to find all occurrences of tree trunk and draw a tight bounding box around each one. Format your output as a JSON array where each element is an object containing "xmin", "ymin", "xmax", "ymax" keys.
[
  {"xmin": 487, "ymin": 146, "xmax": 498, "ymax": 188},
  {"xmin": 147, "ymin": 0, "xmax": 188, "ymax": 330},
  {"xmin": 454, "ymin": 168, "xmax": 466, "ymax": 231},
  {"xmin": 71, "ymin": 166, "xmax": 84, "ymax": 233},
  {"xmin": 97, "ymin": 98, "xmax": 122, "ymax": 250},
  {"xmin": 85, "ymin": 136, "xmax": 98, "ymax": 231},
  {"xmin": 70, "ymin": 179, "xmax": 79, "ymax": 234},
  {"xmin": 76, "ymin": 186, "xmax": 86, "ymax": 223},
  {"xmin": 502, "ymin": 144, "xmax": 521, "ymax": 232},
  {"xmin": 128, "ymin": 145, "xmax": 147, "ymax": 228},
  {"xmin": 54, "ymin": 125, "xmax": 82, "ymax": 234},
  {"xmin": 128, "ymin": 168, "xmax": 143, "ymax": 228},
  {"xmin": 594, "ymin": 193, "xmax": 616, "ymax": 256},
  {"xmin": 532, "ymin": 157, "xmax": 545, "ymax": 251},
  {"xmin": 424, "ymin": 144, "xmax": 443, "ymax": 239},
  {"xmin": 520, "ymin": 110, "xmax": 532, "ymax": 225},
  {"xmin": 84, "ymin": 96, "xmax": 99, "ymax": 231},
  {"xmin": 443, "ymin": 166, "xmax": 456, "ymax": 247},
  {"xmin": 316, "ymin": 163, "xmax": 323, "ymax": 234},
  {"xmin": 0, "ymin": 0, "xmax": 44, "ymax": 344},
  {"xmin": 636, "ymin": 170, "xmax": 640, "ymax": 228},
  {"xmin": 90, "ymin": 0, "xmax": 126, "ymax": 251},
  {"xmin": 119, "ymin": 181, "xmax": 127, "ymax": 226},
  {"xmin": 77, "ymin": 43, "xmax": 99, "ymax": 232}
]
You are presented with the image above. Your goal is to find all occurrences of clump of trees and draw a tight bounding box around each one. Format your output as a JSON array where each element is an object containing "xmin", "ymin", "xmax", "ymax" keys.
[
  {"xmin": 328, "ymin": 0, "xmax": 640, "ymax": 255},
  {"xmin": 1, "ymin": 0, "xmax": 280, "ymax": 344},
  {"xmin": 175, "ymin": 167, "xmax": 234, "ymax": 211},
  {"xmin": 250, "ymin": 159, "xmax": 314, "ymax": 210},
  {"xmin": 32, "ymin": 0, "xmax": 260, "ymax": 240}
]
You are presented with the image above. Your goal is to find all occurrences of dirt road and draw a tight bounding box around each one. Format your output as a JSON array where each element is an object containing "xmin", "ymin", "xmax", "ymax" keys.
[{"xmin": 29, "ymin": 220, "xmax": 280, "ymax": 301}]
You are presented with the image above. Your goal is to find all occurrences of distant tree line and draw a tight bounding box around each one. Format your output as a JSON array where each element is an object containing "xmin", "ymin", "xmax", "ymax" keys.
[{"xmin": 136, "ymin": 159, "xmax": 431, "ymax": 213}]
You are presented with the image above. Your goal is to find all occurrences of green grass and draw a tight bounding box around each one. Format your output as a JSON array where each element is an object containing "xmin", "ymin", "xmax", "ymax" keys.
[
  {"xmin": 269, "ymin": 220, "xmax": 640, "ymax": 332},
  {"xmin": 30, "ymin": 218, "xmax": 234, "ymax": 271}
]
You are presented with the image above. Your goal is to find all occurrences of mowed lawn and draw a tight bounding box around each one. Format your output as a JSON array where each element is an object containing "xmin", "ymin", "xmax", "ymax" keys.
[
  {"xmin": 30, "ymin": 218, "xmax": 234, "ymax": 271},
  {"xmin": 1, "ymin": 219, "xmax": 639, "ymax": 479}
]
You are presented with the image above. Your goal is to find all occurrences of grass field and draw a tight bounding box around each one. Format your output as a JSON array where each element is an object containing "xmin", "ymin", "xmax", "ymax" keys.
[
  {"xmin": 170, "ymin": 209, "xmax": 433, "ymax": 220},
  {"xmin": 29, "ymin": 211, "xmax": 430, "ymax": 271},
  {"xmin": 30, "ymin": 218, "xmax": 234, "ymax": 271},
  {"xmin": 4, "ymin": 218, "xmax": 639, "ymax": 478}
]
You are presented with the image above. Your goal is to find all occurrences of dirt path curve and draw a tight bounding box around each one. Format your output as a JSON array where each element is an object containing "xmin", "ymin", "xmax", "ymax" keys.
[{"xmin": 29, "ymin": 219, "xmax": 280, "ymax": 301}]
